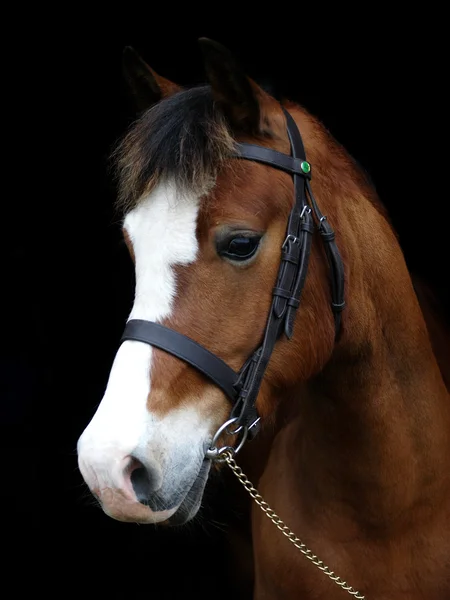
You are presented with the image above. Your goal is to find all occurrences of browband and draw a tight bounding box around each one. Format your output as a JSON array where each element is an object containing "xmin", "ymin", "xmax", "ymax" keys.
[{"xmin": 233, "ymin": 143, "xmax": 312, "ymax": 178}]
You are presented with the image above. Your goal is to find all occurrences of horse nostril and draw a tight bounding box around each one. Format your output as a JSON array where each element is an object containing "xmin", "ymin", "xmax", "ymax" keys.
[{"xmin": 129, "ymin": 458, "xmax": 157, "ymax": 505}]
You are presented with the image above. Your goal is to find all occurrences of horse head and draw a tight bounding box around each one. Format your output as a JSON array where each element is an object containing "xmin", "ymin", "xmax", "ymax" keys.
[{"xmin": 77, "ymin": 40, "xmax": 340, "ymax": 525}]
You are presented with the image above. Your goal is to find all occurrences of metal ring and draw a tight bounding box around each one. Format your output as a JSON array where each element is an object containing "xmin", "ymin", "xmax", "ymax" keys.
[
  {"xmin": 226, "ymin": 422, "xmax": 244, "ymax": 436},
  {"xmin": 205, "ymin": 417, "xmax": 249, "ymax": 462}
]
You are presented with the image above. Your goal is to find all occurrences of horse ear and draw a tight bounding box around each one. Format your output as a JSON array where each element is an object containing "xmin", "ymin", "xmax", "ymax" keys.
[
  {"xmin": 122, "ymin": 46, "xmax": 181, "ymax": 113},
  {"xmin": 198, "ymin": 38, "xmax": 263, "ymax": 134}
]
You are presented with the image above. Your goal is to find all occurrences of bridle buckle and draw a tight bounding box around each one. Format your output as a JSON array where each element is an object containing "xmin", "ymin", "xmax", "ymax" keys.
[
  {"xmin": 282, "ymin": 233, "xmax": 300, "ymax": 250},
  {"xmin": 300, "ymin": 205, "xmax": 312, "ymax": 219}
]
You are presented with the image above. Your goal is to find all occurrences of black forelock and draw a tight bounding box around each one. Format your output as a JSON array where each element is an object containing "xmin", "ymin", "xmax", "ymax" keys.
[{"xmin": 113, "ymin": 86, "xmax": 235, "ymax": 214}]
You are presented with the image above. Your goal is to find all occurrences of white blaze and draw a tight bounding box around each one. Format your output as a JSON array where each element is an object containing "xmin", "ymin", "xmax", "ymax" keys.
[{"xmin": 77, "ymin": 182, "xmax": 212, "ymax": 501}]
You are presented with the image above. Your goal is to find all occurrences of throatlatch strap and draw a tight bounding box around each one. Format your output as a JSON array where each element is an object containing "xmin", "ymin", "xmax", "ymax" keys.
[{"xmin": 305, "ymin": 180, "xmax": 346, "ymax": 335}]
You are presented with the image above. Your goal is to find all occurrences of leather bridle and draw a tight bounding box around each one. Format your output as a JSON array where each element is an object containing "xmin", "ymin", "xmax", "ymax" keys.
[{"xmin": 120, "ymin": 107, "xmax": 345, "ymax": 456}]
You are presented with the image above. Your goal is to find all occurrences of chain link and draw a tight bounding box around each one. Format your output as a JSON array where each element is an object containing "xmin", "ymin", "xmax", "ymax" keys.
[{"xmin": 223, "ymin": 451, "xmax": 365, "ymax": 599}]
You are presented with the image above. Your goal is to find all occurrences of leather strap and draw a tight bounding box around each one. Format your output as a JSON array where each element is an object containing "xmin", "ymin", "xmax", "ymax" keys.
[
  {"xmin": 229, "ymin": 108, "xmax": 314, "ymax": 427},
  {"xmin": 305, "ymin": 180, "xmax": 346, "ymax": 335},
  {"xmin": 233, "ymin": 143, "xmax": 311, "ymax": 178},
  {"xmin": 121, "ymin": 320, "xmax": 239, "ymax": 401}
]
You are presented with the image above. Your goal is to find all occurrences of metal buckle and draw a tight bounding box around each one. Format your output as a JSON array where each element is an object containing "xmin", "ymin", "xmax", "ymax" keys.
[
  {"xmin": 282, "ymin": 233, "xmax": 300, "ymax": 249},
  {"xmin": 282, "ymin": 206, "xmax": 311, "ymax": 249},
  {"xmin": 300, "ymin": 205, "xmax": 312, "ymax": 219}
]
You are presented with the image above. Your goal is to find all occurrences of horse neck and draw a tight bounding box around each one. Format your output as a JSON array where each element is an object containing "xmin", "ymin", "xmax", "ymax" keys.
[{"xmin": 273, "ymin": 128, "xmax": 450, "ymax": 527}]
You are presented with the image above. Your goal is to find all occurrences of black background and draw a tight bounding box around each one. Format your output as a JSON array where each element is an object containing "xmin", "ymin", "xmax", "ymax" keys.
[{"xmin": 5, "ymin": 8, "xmax": 448, "ymax": 597}]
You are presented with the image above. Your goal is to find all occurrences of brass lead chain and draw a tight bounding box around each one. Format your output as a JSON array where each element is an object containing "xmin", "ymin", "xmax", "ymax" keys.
[{"xmin": 223, "ymin": 452, "xmax": 365, "ymax": 599}]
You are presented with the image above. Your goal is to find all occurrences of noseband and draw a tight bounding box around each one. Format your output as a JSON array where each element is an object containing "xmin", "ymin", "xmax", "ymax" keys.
[{"xmin": 120, "ymin": 108, "xmax": 345, "ymax": 457}]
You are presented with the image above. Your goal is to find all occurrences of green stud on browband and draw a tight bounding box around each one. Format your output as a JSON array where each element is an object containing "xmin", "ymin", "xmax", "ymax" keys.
[{"xmin": 301, "ymin": 161, "xmax": 311, "ymax": 174}]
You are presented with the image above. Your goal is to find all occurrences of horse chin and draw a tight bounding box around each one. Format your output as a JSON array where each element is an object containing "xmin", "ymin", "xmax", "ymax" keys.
[{"xmin": 166, "ymin": 459, "xmax": 211, "ymax": 526}]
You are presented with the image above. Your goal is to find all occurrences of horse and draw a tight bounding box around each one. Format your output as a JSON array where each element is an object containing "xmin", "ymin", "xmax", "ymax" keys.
[{"xmin": 77, "ymin": 39, "xmax": 450, "ymax": 599}]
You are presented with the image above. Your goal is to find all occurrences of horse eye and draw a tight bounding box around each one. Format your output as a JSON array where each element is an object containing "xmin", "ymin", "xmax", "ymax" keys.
[{"xmin": 218, "ymin": 235, "xmax": 261, "ymax": 261}]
